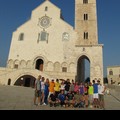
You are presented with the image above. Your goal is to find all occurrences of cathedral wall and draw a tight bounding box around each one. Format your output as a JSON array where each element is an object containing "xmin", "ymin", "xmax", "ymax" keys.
[
  {"xmin": 6, "ymin": 0, "xmax": 103, "ymax": 83},
  {"xmin": 8, "ymin": 1, "xmax": 76, "ymax": 71}
]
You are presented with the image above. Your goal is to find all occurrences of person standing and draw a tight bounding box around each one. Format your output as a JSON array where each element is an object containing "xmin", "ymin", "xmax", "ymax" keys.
[
  {"xmin": 84, "ymin": 83, "xmax": 89, "ymax": 108},
  {"xmin": 79, "ymin": 82, "xmax": 84, "ymax": 96},
  {"xmin": 60, "ymin": 80, "xmax": 65, "ymax": 91},
  {"xmin": 34, "ymin": 75, "xmax": 41, "ymax": 106},
  {"xmin": 92, "ymin": 79, "xmax": 99, "ymax": 108},
  {"xmin": 98, "ymin": 80, "xmax": 106, "ymax": 109},
  {"xmin": 41, "ymin": 77, "xmax": 45, "ymax": 105},
  {"xmin": 54, "ymin": 79, "xmax": 61, "ymax": 98},
  {"xmin": 88, "ymin": 82, "xmax": 94, "ymax": 108},
  {"xmin": 44, "ymin": 78, "xmax": 50, "ymax": 105},
  {"xmin": 69, "ymin": 80, "xmax": 75, "ymax": 93},
  {"xmin": 64, "ymin": 79, "xmax": 70, "ymax": 94},
  {"xmin": 74, "ymin": 81, "xmax": 79, "ymax": 94},
  {"xmin": 48, "ymin": 79, "xmax": 55, "ymax": 97}
]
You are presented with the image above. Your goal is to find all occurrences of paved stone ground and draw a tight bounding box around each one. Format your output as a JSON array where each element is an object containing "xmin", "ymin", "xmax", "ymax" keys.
[{"xmin": 0, "ymin": 85, "xmax": 120, "ymax": 110}]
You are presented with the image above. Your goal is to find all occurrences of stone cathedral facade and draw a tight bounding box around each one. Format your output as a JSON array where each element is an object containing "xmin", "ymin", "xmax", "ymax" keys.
[{"xmin": 0, "ymin": 0, "xmax": 103, "ymax": 86}]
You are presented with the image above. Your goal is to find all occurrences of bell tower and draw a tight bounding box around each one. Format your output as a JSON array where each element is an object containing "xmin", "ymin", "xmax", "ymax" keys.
[{"xmin": 75, "ymin": 0, "xmax": 98, "ymax": 45}]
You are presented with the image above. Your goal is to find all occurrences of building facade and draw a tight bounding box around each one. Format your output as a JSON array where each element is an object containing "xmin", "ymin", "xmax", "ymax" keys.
[
  {"xmin": 107, "ymin": 66, "xmax": 120, "ymax": 85},
  {"xmin": 0, "ymin": 0, "xmax": 103, "ymax": 86}
]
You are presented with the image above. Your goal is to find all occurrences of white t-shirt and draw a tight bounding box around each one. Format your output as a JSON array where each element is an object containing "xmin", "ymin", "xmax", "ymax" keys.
[
  {"xmin": 60, "ymin": 84, "xmax": 65, "ymax": 90},
  {"xmin": 98, "ymin": 85, "xmax": 105, "ymax": 95},
  {"xmin": 41, "ymin": 81, "xmax": 45, "ymax": 90}
]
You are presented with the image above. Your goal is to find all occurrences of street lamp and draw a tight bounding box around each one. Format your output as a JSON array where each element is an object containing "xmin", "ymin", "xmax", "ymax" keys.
[{"xmin": 20, "ymin": 77, "xmax": 24, "ymax": 86}]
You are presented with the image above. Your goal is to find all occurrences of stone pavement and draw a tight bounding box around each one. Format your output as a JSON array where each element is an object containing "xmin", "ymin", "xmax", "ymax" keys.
[{"xmin": 0, "ymin": 85, "xmax": 120, "ymax": 110}]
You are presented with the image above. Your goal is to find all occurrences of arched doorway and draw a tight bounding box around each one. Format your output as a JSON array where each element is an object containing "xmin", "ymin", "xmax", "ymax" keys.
[
  {"xmin": 76, "ymin": 55, "xmax": 90, "ymax": 83},
  {"xmin": 8, "ymin": 79, "xmax": 11, "ymax": 85},
  {"xmin": 35, "ymin": 59, "xmax": 44, "ymax": 71},
  {"xmin": 14, "ymin": 75, "xmax": 36, "ymax": 88}
]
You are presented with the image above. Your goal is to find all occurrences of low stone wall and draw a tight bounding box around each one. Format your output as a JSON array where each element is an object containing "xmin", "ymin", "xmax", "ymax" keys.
[
  {"xmin": 0, "ymin": 68, "xmax": 51, "ymax": 86},
  {"xmin": 107, "ymin": 84, "xmax": 120, "ymax": 100}
]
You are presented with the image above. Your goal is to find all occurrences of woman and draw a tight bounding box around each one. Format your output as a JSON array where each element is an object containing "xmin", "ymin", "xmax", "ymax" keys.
[{"xmin": 44, "ymin": 78, "xmax": 50, "ymax": 105}]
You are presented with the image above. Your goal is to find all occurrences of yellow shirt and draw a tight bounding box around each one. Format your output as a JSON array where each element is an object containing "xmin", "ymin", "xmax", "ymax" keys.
[
  {"xmin": 54, "ymin": 82, "xmax": 61, "ymax": 92},
  {"xmin": 49, "ymin": 82, "xmax": 55, "ymax": 92}
]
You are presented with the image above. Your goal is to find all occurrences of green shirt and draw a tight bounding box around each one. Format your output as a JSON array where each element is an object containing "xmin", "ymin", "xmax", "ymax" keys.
[{"xmin": 89, "ymin": 86, "xmax": 94, "ymax": 95}]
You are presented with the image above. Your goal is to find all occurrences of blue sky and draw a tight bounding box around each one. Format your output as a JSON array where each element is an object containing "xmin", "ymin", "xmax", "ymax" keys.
[{"xmin": 0, "ymin": 0, "xmax": 120, "ymax": 77}]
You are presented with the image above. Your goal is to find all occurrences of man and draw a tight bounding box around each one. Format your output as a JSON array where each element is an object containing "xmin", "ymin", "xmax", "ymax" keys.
[
  {"xmin": 98, "ymin": 80, "xmax": 106, "ymax": 109},
  {"xmin": 48, "ymin": 91, "xmax": 59, "ymax": 107},
  {"xmin": 54, "ymin": 79, "xmax": 61, "ymax": 98},
  {"xmin": 48, "ymin": 79, "xmax": 55, "ymax": 97},
  {"xmin": 34, "ymin": 75, "xmax": 42, "ymax": 106},
  {"xmin": 92, "ymin": 79, "xmax": 99, "ymax": 108},
  {"xmin": 65, "ymin": 91, "xmax": 74, "ymax": 107},
  {"xmin": 58, "ymin": 90, "xmax": 66, "ymax": 107}
]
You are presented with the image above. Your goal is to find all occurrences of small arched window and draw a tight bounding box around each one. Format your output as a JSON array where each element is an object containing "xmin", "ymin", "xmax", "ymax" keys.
[
  {"xmin": 84, "ymin": 32, "xmax": 88, "ymax": 39},
  {"xmin": 109, "ymin": 70, "xmax": 113, "ymax": 75},
  {"xmin": 19, "ymin": 33, "xmax": 24, "ymax": 41},
  {"xmin": 45, "ymin": 6, "xmax": 48, "ymax": 11}
]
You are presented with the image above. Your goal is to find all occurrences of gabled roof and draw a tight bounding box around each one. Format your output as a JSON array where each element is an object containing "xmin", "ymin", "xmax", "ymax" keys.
[{"xmin": 35, "ymin": 0, "xmax": 61, "ymax": 12}]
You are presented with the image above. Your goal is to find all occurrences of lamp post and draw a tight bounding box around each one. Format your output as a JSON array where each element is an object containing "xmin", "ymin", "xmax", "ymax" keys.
[{"xmin": 21, "ymin": 77, "xmax": 24, "ymax": 86}]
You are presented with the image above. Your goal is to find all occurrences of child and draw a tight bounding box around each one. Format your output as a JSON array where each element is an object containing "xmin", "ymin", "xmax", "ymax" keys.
[{"xmin": 79, "ymin": 95, "xmax": 85, "ymax": 108}]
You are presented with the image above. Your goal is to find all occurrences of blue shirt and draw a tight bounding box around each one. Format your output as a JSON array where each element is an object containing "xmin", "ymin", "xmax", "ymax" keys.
[
  {"xmin": 58, "ymin": 94, "xmax": 65, "ymax": 102},
  {"xmin": 44, "ymin": 83, "xmax": 49, "ymax": 94},
  {"xmin": 93, "ymin": 83, "xmax": 98, "ymax": 93}
]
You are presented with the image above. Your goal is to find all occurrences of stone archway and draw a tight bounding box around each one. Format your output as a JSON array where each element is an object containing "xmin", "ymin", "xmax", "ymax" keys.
[
  {"xmin": 14, "ymin": 75, "xmax": 36, "ymax": 88},
  {"xmin": 76, "ymin": 55, "xmax": 90, "ymax": 83},
  {"xmin": 35, "ymin": 59, "xmax": 44, "ymax": 71}
]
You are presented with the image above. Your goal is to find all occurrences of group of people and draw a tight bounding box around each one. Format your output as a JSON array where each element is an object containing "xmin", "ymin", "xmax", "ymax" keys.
[{"xmin": 34, "ymin": 75, "xmax": 106, "ymax": 109}]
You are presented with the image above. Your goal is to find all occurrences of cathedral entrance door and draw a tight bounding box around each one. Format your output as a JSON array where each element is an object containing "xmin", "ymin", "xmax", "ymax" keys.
[{"xmin": 77, "ymin": 55, "xmax": 90, "ymax": 83}]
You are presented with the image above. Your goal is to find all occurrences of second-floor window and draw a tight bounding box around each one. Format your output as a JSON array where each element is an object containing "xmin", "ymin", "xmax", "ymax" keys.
[{"xmin": 62, "ymin": 67, "xmax": 67, "ymax": 72}]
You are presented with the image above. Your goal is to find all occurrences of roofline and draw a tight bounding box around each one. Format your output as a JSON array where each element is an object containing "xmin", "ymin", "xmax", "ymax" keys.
[
  {"xmin": 107, "ymin": 66, "xmax": 120, "ymax": 68},
  {"xmin": 33, "ymin": 0, "xmax": 61, "ymax": 13}
]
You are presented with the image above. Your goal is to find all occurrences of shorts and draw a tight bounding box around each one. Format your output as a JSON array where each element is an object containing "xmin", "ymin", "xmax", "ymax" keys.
[
  {"xmin": 41, "ymin": 89, "xmax": 44, "ymax": 94},
  {"xmin": 99, "ymin": 94, "xmax": 104, "ymax": 101},
  {"xmin": 35, "ymin": 90, "xmax": 41, "ymax": 97},
  {"xmin": 93, "ymin": 93, "xmax": 99, "ymax": 99},
  {"xmin": 89, "ymin": 94, "xmax": 93, "ymax": 103}
]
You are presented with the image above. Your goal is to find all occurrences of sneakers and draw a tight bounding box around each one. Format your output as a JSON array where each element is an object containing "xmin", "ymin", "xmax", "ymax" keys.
[
  {"xmin": 42, "ymin": 103, "xmax": 47, "ymax": 105},
  {"xmin": 89, "ymin": 105, "xmax": 93, "ymax": 108}
]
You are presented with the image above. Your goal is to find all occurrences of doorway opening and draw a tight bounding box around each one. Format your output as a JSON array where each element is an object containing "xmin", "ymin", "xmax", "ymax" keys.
[
  {"xmin": 35, "ymin": 59, "xmax": 44, "ymax": 71},
  {"xmin": 8, "ymin": 79, "xmax": 11, "ymax": 85},
  {"xmin": 76, "ymin": 55, "xmax": 90, "ymax": 83},
  {"xmin": 14, "ymin": 75, "xmax": 36, "ymax": 88}
]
